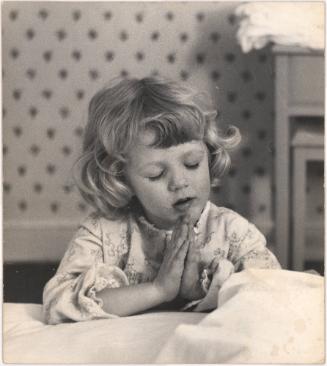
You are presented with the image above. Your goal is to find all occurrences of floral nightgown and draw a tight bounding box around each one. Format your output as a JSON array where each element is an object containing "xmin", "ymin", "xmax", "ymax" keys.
[{"xmin": 43, "ymin": 201, "xmax": 281, "ymax": 324}]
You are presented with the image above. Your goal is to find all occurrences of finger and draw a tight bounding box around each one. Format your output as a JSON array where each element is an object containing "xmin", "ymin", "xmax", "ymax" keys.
[
  {"xmin": 209, "ymin": 256, "xmax": 220, "ymax": 273},
  {"xmin": 168, "ymin": 218, "xmax": 183, "ymax": 249},
  {"xmin": 175, "ymin": 233, "xmax": 190, "ymax": 260}
]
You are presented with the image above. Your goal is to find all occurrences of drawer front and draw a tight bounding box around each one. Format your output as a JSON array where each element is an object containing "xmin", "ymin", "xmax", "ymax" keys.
[{"xmin": 288, "ymin": 54, "xmax": 324, "ymax": 107}]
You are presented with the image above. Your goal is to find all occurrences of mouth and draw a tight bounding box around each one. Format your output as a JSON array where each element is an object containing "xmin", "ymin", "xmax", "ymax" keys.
[{"xmin": 172, "ymin": 197, "xmax": 195, "ymax": 212}]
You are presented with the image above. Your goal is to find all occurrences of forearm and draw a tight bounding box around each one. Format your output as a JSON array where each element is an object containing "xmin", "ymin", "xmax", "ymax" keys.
[{"xmin": 97, "ymin": 282, "xmax": 167, "ymax": 316}]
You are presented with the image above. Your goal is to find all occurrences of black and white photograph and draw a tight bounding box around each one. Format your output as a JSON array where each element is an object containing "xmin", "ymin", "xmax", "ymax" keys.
[{"xmin": 2, "ymin": 1, "xmax": 325, "ymax": 363}]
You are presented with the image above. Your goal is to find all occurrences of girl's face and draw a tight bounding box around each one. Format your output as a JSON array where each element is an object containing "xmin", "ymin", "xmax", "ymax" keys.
[{"xmin": 125, "ymin": 130, "xmax": 211, "ymax": 230}]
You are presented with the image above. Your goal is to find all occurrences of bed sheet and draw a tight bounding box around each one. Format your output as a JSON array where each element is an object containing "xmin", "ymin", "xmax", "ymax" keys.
[
  {"xmin": 3, "ymin": 269, "xmax": 325, "ymax": 364},
  {"xmin": 3, "ymin": 303, "xmax": 204, "ymax": 364}
]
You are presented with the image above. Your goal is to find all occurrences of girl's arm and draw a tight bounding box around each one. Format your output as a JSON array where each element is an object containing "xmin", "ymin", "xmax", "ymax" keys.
[{"xmin": 98, "ymin": 217, "xmax": 191, "ymax": 316}]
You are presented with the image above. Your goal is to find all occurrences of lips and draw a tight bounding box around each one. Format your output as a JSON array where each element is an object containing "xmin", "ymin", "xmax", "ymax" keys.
[{"xmin": 173, "ymin": 197, "xmax": 195, "ymax": 212}]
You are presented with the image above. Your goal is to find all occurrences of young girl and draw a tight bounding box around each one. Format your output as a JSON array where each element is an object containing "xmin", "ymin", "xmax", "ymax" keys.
[{"xmin": 43, "ymin": 76, "xmax": 281, "ymax": 324}]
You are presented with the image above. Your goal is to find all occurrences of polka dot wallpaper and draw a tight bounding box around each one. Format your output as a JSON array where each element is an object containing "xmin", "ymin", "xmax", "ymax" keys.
[{"xmin": 2, "ymin": 2, "xmax": 323, "ymax": 249}]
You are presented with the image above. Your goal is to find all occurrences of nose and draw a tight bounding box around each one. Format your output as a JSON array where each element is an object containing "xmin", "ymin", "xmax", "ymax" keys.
[{"xmin": 168, "ymin": 170, "xmax": 189, "ymax": 192}]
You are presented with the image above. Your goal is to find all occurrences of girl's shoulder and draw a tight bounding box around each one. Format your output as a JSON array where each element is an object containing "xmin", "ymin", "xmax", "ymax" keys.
[
  {"xmin": 207, "ymin": 202, "xmax": 250, "ymax": 231},
  {"xmin": 207, "ymin": 201, "xmax": 265, "ymax": 240},
  {"xmin": 79, "ymin": 211, "xmax": 130, "ymax": 236}
]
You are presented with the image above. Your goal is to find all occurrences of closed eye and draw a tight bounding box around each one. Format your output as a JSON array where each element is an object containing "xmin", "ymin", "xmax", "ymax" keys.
[
  {"xmin": 185, "ymin": 162, "xmax": 200, "ymax": 170},
  {"xmin": 148, "ymin": 171, "xmax": 164, "ymax": 181}
]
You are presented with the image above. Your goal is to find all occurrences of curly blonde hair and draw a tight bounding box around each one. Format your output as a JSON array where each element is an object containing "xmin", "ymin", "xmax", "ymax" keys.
[{"xmin": 73, "ymin": 76, "xmax": 241, "ymax": 218}]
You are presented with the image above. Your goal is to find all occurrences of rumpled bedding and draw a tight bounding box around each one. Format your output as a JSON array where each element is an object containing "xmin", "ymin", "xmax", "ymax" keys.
[
  {"xmin": 156, "ymin": 269, "xmax": 324, "ymax": 363},
  {"xmin": 235, "ymin": 2, "xmax": 324, "ymax": 52},
  {"xmin": 3, "ymin": 269, "xmax": 324, "ymax": 364}
]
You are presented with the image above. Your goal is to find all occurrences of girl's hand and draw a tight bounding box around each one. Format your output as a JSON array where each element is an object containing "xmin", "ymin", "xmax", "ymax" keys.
[
  {"xmin": 179, "ymin": 223, "xmax": 204, "ymax": 300},
  {"xmin": 153, "ymin": 216, "xmax": 191, "ymax": 302}
]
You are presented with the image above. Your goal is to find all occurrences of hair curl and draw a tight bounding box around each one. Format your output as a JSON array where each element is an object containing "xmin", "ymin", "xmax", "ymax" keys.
[{"xmin": 73, "ymin": 76, "xmax": 241, "ymax": 218}]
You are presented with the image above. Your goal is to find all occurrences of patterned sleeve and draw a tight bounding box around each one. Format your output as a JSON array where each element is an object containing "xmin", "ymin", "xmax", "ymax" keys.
[
  {"xmin": 42, "ymin": 214, "xmax": 129, "ymax": 324},
  {"xmin": 225, "ymin": 212, "xmax": 281, "ymax": 271}
]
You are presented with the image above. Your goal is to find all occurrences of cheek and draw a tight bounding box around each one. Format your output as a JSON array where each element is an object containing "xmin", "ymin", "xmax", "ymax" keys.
[
  {"xmin": 132, "ymin": 178, "xmax": 166, "ymax": 203},
  {"xmin": 195, "ymin": 162, "xmax": 211, "ymax": 188}
]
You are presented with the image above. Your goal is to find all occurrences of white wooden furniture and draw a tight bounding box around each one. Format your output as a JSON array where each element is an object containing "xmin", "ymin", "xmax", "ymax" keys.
[
  {"xmin": 273, "ymin": 46, "xmax": 324, "ymax": 269},
  {"xmin": 291, "ymin": 126, "xmax": 324, "ymax": 270}
]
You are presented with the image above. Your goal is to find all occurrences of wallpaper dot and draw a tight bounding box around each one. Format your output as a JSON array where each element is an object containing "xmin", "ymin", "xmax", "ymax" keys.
[
  {"xmin": 211, "ymin": 70, "xmax": 220, "ymax": 81},
  {"xmin": 38, "ymin": 9, "xmax": 48, "ymax": 20},
  {"xmin": 167, "ymin": 53, "xmax": 176, "ymax": 63},
  {"xmin": 228, "ymin": 14, "xmax": 237, "ymax": 25},
  {"xmin": 29, "ymin": 106, "xmax": 38, "ymax": 118},
  {"xmin": 135, "ymin": 12, "xmax": 143, "ymax": 23},
  {"xmin": 224, "ymin": 52, "xmax": 235, "ymax": 63},
  {"xmin": 257, "ymin": 129, "xmax": 267, "ymax": 140},
  {"xmin": 88, "ymin": 29, "xmax": 98, "ymax": 40},
  {"xmin": 18, "ymin": 165, "xmax": 26, "ymax": 176},
  {"xmin": 166, "ymin": 11, "xmax": 174, "ymax": 21},
  {"xmin": 210, "ymin": 32, "xmax": 220, "ymax": 43},
  {"xmin": 62, "ymin": 146, "xmax": 72, "ymax": 156},
  {"xmin": 13, "ymin": 126, "xmax": 22, "ymax": 137},
  {"xmin": 180, "ymin": 70, "xmax": 189, "ymax": 81},
  {"xmin": 46, "ymin": 128, "xmax": 56, "ymax": 139},
  {"xmin": 196, "ymin": 12, "xmax": 205, "ymax": 22},
  {"xmin": 242, "ymin": 185, "xmax": 251, "ymax": 195},
  {"xmin": 9, "ymin": 10, "xmax": 18, "ymax": 21},
  {"xmin": 103, "ymin": 11, "xmax": 112, "ymax": 21},
  {"xmin": 135, "ymin": 51, "xmax": 145, "ymax": 61},
  {"xmin": 4, "ymin": 182, "xmax": 11, "ymax": 193},
  {"xmin": 30, "ymin": 144, "xmax": 40, "ymax": 156},
  {"xmin": 63, "ymin": 184, "xmax": 73, "ymax": 194},
  {"xmin": 228, "ymin": 167, "xmax": 237, "ymax": 177},
  {"xmin": 151, "ymin": 31, "xmax": 160, "ymax": 41},
  {"xmin": 76, "ymin": 89, "xmax": 84, "ymax": 100},
  {"xmin": 56, "ymin": 29, "xmax": 67, "ymax": 41},
  {"xmin": 227, "ymin": 91, "xmax": 237, "ymax": 103},
  {"xmin": 13, "ymin": 89, "xmax": 22, "ymax": 100},
  {"xmin": 42, "ymin": 89, "xmax": 53, "ymax": 100},
  {"xmin": 46, "ymin": 164, "xmax": 56, "ymax": 175},
  {"xmin": 120, "ymin": 69, "xmax": 128, "ymax": 77},
  {"xmin": 10, "ymin": 48, "xmax": 19, "ymax": 59},
  {"xmin": 259, "ymin": 204, "xmax": 267, "ymax": 213},
  {"xmin": 72, "ymin": 50, "xmax": 82, "ymax": 61},
  {"xmin": 18, "ymin": 200, "xmax": 27, "ymax": 211},
  {"xmin": 34, "ymin": 183, "xmax": 43, "ymax": 193},
  {"xmin": 242, "ymin": 146, "xmax": 252, "ymax": 157},
  {"xmin": 58, "ymin": 69, "xmax": 68, "ymax": 80},
  {"xmin": 74, "ymin": 127, "xmax": 83, "ymax": 137},
  {"xmin": 89, "ymin": 69, "xmax": 99, "ymax": 80},
  {"xmin": 26, "ymin": 28, "xmax": 35, "ymax": 40},
  {"xmin": 72, "ymin": 10, "xmax": 81, "ymax": 21},
  {"xmin": 43, "ymin": 50, "xmax": 52, "ymax": 62},
  {"xmin": 255, "ymin": 91, "xmax": 266, "ymax": 101},
  {"xmin": 242, "ymin": 109, "xmax": 251, "ymax": 120},
  {"xmin": 50, "ymin": 202, "xmax": 59, "ymax": 213},
  {"xmin": 26, "ymin": 68, "xmax": 36, "ymax": 79},
  {"xmin": 258, "ymin": 53, "xmax": 268, "ymax": 63},
  {"xmin": 241, "ymin": 70, "xmax": 252, "ymax": 82},
  {"xmin": 180, "ymin": 32, "xmax": 188, "ymax": 42},
  {"xmin": 120, "ymin": 30, "xmax": 128, "ymax": 41},
  {"xmin": 105, "ymin": 51, "xmax": 114, "ymax": 61},
  {"xmin": 254, "ymin": 166, "xmax": 265, "ymax": 176},
  {"xmin": 196, "ymin": 53, "xmax": 205, "ymax": 64}
]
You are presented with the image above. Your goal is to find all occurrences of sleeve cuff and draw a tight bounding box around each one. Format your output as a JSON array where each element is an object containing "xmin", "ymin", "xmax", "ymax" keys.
[{"xmin": 86, "ymin": 264, "xmax": 129, "ymax": 307}]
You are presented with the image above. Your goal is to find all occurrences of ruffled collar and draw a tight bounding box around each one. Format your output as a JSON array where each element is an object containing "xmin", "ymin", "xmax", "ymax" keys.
[{"xmin": 134, "ymin": 200, "xmax": 211, "ymax": 238}]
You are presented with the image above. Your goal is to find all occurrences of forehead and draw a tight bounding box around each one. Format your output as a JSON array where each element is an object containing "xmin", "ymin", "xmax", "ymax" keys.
[{"xmin": 128, "ymin": 130, "xmax": 205, "ymax": 166}]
